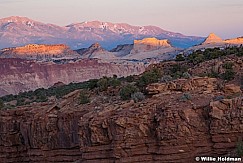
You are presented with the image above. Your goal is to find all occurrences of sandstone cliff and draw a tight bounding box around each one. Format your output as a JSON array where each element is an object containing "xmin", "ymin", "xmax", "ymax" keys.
[
  {"xmin": 0, "ymin": 77, "xmax": 242, "ymax": 162},
  {"xmin": 76, "ymin": 43, "xmax": 117, "ymax": 60},
  {"xmin": 123, "ymin": 38, "xmax": 179, "ymax": 60},
  {"xmin": 202, "ymin": 33, "xmax": 223, "ymax": 45},
  {"xmin": 0, "ymin": 58, "xmax": 145, "ymax": 96},
  {"xmin": 131, "ymin": 37, "xmax": 172, "ymax": 54},
  {"xmin": 225, "ymin": 37, "xmax": 243, "ymax": 45},
  {"xmin": 0, "ymin": 44, "xmax": 80, "ymax": 60}
]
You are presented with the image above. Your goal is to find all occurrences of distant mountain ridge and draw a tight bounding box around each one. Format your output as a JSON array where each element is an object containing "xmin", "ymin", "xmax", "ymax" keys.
[{"xmin": 0, "ymin": 16, "xmax": 204, "ymax": 49}]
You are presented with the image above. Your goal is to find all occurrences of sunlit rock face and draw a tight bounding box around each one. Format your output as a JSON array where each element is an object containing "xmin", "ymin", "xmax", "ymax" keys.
[
  {"xmin": 0, "ymin": 44, "xmax": 80, "ymax": 60},
  {"xmin": 131, "ymin": 38, "xmax": 171, "ymax": 54},
  {"xmin": 202, "ymin": 33, "xmax": 223, "ymax": 44},
  {"xmin": 225, "ymin": 37, "xmax": 243, "ymax": 44}
]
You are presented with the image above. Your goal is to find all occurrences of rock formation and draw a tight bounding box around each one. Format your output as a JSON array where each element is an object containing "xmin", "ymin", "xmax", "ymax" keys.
[
  {"xmin": 0, "ymin": 58, "xmax": 145, "ymax": 96},
  {"xmin": 225, "ymin": 37, "xmax": 243, "ymax": 45},
  {"xmin": 202, "ymin": 33, "xmax": 223, "ymax": 44},
  {"xmin": 131, "ymin": 37, "xmax": 172, "ymax": 54},
  {"xmin": 110, "ymin": 44, "xmax": 133, "ymax": 57},
  {"xmin": 76, "ymin": 43, "xmax": 117, "ymax": 60},
  {"xmin": 0, "ymin": 44, "xmax": 80, "ymax": 60},
  {"xmin": 121, "ymin": 38, "xmax": 179, "ymax": 60},
  {"xmin": 0, "ymin": 77, "xmax": 242, "ymax": 162}
]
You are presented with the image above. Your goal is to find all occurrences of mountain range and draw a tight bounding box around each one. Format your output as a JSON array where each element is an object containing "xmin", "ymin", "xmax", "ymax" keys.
[{"xmin": 0, "ymin": 16, "xmax": 205, "ymax": 50}]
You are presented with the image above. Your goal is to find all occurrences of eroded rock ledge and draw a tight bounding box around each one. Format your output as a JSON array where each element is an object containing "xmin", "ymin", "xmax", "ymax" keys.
[{"xmin": 0, "ymin": 77, "xmax": 242, "ymax": 163}]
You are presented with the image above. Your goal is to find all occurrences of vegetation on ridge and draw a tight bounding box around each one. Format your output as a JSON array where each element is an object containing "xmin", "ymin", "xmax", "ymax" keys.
[{"xmin": 0, "ymin": 45, "xmax": 243, "ymax": 110}]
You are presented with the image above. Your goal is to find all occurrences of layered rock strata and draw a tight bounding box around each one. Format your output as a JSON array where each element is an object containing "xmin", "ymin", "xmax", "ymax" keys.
[
  {"xmin": 0, "ymin": 77, "xmax": 242, "ymax": 162},
  {"xmin": 0, "ymin": 58, "xmax": 145, "ymax": 96}
]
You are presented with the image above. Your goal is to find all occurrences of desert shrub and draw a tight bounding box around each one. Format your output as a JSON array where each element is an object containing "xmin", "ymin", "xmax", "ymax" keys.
[
  {"xmin": 240, "ymin": 76, "xmax": 243, "ymax": 90},
  {"xmin": 175, "ymin": 54, "xmax": 185, "ymax": 61},
  {"xmin": 179, "ymin": 93, "xmax": 192, "ymax": 101},
  {"xmin": 79, "ymin": 90, "xmax": 90, "ymax": 104},
  {"xmin": 170, "ymin": 64, "xmax": 188, "ymax": 79},
  {"xmin": 0, "ymin": 99, "xmax": 4, "ymax": 110},
  {"xmin": 221, "ymin": 69, "xmax": 235, "ymax": 81},
  {"xmin": 213, "ymin": 95, "xmax": 225, "ymax": 101},
  {"xmin": 123, "ymin": 75, "xmax": 136, "ymax": 82},
  {"xmin": 131, "ymin": 92, "xmax": 145, "ymax": 103},
  {"xmin": 87, "ymin": 79, "xmax": 98, "ymax": 90},
  {"xmin": 237, "ymin": 139, "xmax": 243, "ymax": 157},
  {"xmin": 182, "ymin": 72, "xmax": 192, "ymax": 79},
  {"xmin": 160, "ymin": 75, "xmax": 173, "ymax": 83},
  {"xmin": 136, "ymin": 68, "xmax": 161, "ymax": 88},
  {"xmin": 119, "ymin": 84, "xmax": 138, "ymax": 100},
  {"xmin": 222, "ymin": 62, "xmax": 234, "ymax": 69},
  {"xmin": 208, "ymin": 68, "xmax": 219, "ymax": 78},
  {"xmin": 109, "ymin": 78, "xmax": 121, "ymax": 88},
  {"xmin": 97, "ymin": 77, "xmax": 109, "ymax": 91}
]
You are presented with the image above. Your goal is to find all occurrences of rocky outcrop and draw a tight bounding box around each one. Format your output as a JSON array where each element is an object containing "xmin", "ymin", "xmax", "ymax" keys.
[
  {"xmin": 225, "ymin": 37, "xmax": 243, "ymax": 45},
  {"xmin": 0, "ymin": 44, "xmax": 80, "ymax": 60},
  {"xmin": 223, "ymin": 84, "xmax": 242, "ymax": 95},
  {"xmin": 146, "ymin": 77, "xmax": 218, "ymax": 94},
  {"xmin": 0, "ymin": 82, "xmax": 242, "ymax": 162},
  {"xmin": 0, "ymin": 58, "xmax": 145, "ymax": 96},
  {"xmin": 110, "ymin": 44, "xmax": 133, "ymax": 57},
  {"xmin": 202, "ymin": 33, "xmax": 223, "ymax": 45},
  {"xmin": 131, "ymin": 38, "xmax": 172, "ymax": 54},
  {"xmin": 122, "ymin": 38, "xmax": 179, "ymax": 60},
  {"xmin": 76, "ymin": 43, "xmax": 117, "ymax": 60}
]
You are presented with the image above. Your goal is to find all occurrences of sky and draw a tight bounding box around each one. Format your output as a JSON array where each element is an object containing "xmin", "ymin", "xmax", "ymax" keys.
[{"xmin": 0, "ymin": 0, "xmax": 243, "ymax": 39}]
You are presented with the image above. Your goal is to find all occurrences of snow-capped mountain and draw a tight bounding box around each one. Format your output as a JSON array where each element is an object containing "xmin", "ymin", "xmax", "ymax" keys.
[{"xmin": 0, "ymin": 16, "xmax": 205, "ymax": 49}]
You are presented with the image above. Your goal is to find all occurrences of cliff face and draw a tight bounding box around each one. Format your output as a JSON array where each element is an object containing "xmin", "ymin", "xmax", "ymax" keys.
[
  {"xmin": 0, "ymin": 44, "xmax": 80, "ymax": 60},
  {"xmin": 225, "ymin": 37, "xmax": 243, "ymax": 45},
  {"xmin": 0, "ymin": 58, "xmax": 145, "ymax": 96},
  {"xmin": 131, "ymin": 38, "xmax": 172, "ymax": 54},
  {"xmin": 202, "ymin": 33, "xmax": 223, "ymax": 44},
  {"xmin": 76, "ymin": 43, "xmax": 117, "ymax": 60},
  {"xmin": 0, "ymin": 77, "xmax": 242, "ymax": 162}
]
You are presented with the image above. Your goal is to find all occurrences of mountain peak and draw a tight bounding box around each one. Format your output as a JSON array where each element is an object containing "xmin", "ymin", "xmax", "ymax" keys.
[
  {"xmin": 0, "ymin": 16, "xmax": 33, "ymax": 23},
  {"xmin": 202, "ymin": 33, "xmax": 223, "ymax": 44}
]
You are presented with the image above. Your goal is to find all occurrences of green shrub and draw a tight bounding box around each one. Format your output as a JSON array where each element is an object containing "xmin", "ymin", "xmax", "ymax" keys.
[
  {"xmin": 213, "ymin": 95, "xmax": 225, "ymax": 101},
  {"xmin": 79, "ymin": 90, "xmax": 90, "ymax": 104},
  {"xmin": 237, "ymin": 139, "xmax": 243, "ymax": 157},
  {"xmin": 208, "ymin": 68, "xmax": 219, "ymax": 78},
  {"xmin": 175, "ymin": 54, "xmax": 185, "ymax": 61},
  {"xmin": 97, "ymin": 77, "xmax": 109, "ymax": 91},
  {"xmin": 0, "ymin": 99, "xmax": 4, "ymax": 110},
  {"xmin": 182, "ymin": 72, "xmax": 192, "ymax": 79},
  {"xmin": 170, "ymin": 64, "xmax": 188, "ymax": 79},
  {"xmin": 137, "ymin": 68, "xmax": 161, "ymax": 88},
  {"xmin": 160, "ymin": 75, "xmax": 173, "ymax": 83},
  {"xmin": 221, "ymin": 69, "xmax": 235, "ymax": 81},
  {"xmin": 180, "ymin": 93, "xmax": 192, "ymax": 101},
  {"xmin": 109, "ymin": 78, "xmax": 121, "ymax": 88},
  {"xmin": 223, "ymin": 62, "xmax": 234, "ymax": 69},
  {"xmin": 119, "ymin": 84, "xmax": 138, "ymax": 100},
  {"xmin": 87, "ymin": 79, "xmax": 98, "ymax": 90},
  {"xmin": 131, "ymin": 92, "xmax": 145, "ymax": 102}
]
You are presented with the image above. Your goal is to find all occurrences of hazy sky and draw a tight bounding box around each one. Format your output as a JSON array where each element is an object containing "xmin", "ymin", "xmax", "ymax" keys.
[{"xmin": 1, "ymin": 0, "xmax": 243, "ymax": 39}]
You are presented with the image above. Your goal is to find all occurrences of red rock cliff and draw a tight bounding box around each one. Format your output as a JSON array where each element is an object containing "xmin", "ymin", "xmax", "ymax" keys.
[
  {"xmin": 0, "ymin": 58, "xmax": 145, "ymax": 96},
  {"xmin": 0, "ymin": 77, "xmax": 242, "ymax": 162}
]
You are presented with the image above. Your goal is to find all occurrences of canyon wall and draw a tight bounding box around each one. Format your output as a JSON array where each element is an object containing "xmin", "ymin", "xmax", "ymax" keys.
[
  {"xmin": 0, "ymin": 44, "xmax": 80, "ymax": 60},
  {"xmin": 0, "ymin": 77, "xmax": 242, "ymax": 162},
  {"xmin": 0, "ymin": 58, "xmax": 145, "ymax": 96}
]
